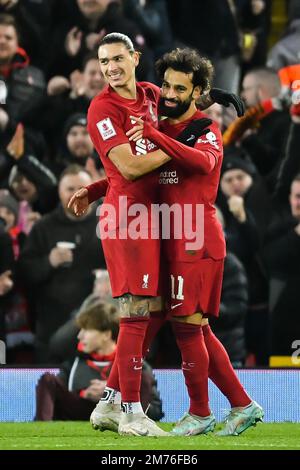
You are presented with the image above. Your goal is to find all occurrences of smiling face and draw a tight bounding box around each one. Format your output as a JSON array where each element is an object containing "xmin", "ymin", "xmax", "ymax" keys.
[
  {"xmin": 98, "ymin": 42, "xmax": 139, "ymax": 92},
  {"xmin": 159, "ymin": 68, "xmax": 200, "ymax": 120}
]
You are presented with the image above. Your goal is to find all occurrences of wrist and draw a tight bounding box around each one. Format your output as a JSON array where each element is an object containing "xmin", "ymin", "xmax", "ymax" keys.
[
  {"xmin": 197, "ymin": 93, "xmax": 214, "ymax": 110},
  {"xmin": 295, "ymin": 224, "xmax": 300, "ymax": 236}
]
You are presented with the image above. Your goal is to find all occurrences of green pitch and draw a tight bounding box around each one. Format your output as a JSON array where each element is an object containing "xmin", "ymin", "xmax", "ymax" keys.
[{"xmin": 0, "ymin": 422, "xmax": 299, "ymax": 450}]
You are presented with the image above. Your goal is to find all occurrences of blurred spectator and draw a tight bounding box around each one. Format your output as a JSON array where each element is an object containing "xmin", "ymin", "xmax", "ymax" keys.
[
  {"xmin": 166, "ymin": 0, "xmax": 241, "ymax": 93},
  {"xmin": 35, "ymin": 301, "xmax": 164, "ymax": 422},
  {"xmin": 209, "ymin": 207, "xmax": 248, "ymax": 367},
  {"xmin": 18, "ymin": 165, "xmax": 106, "ymax": 362},
  {"xmin": 218, "ymin": 150, "xmax": 271, "ymax": 364},
  {"xmin": 44, "ymin": 51, "xmax": 105, "ymax": 156},
  {"xmin": 48, "ymin": 269, "xmax": 115, "ymax": 363},
  {"xmin": 264, "ymin": 174, "xmax": 300, "ymax": 356},
  {"xmin": 0, "ymin": 189, "xmax": 34, "ymax": 361},
  {"xmin": 236, "ymin": 0, "xmax": 272, "ymax": 72},
  {"xmin": 0, "ymin": 123, "xmax": 47, "ymax": 188},
  {"xmin": 0, "ymin": 13, "xmax": 46, "ymax": 147},
  {"xmin": 53, "ymin": 113, "xmax": 105, "ymax": 182},
  {"xmin": 0, "ymin": 0, "xmax": 57, "ymax": 71},
  {"xmin": 7, "ymin": 141, "xmax": 58, "ymax": 233},
  {"xmin": 122, "ymin": 0, "xmax": 173, "ymax": 60},
  {"xmin": 240, "ymin": 67, "xmax": 291, "ymax": 188},
  {"xmin": 0, "ymin": 207, "xmax": 14, "ymax": 341},
  {"xmin": 50, "ymin": 0, "xmax": 154, "ymax": 81},
  {"xmin": 267, "ymin": 0, "xmax": 300, "ymax": 71}
]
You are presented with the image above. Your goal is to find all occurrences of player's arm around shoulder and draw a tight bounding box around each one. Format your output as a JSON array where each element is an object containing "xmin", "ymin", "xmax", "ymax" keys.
[{"xmin": 108, "ymin": 143, "xmax": 170, "ymax": 181}]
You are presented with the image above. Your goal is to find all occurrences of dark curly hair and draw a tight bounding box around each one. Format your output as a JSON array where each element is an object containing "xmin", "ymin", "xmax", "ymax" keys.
[{"xmin": 155, "ymin": 48, "xmax": 214, "ymax": 93}]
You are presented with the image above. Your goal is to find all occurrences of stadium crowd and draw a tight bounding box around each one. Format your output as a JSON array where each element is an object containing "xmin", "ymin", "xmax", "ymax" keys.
[{"xmin": 1, "ymin": 0, "xmax": 300, "ymax": 370}]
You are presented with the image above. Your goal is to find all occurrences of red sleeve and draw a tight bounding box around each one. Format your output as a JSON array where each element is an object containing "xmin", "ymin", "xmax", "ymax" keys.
[
  {"xmin": 143, "ymin": 121, "xmax": 222, "ymax": 174},
  {"xmin": 87, "ymin": 98, "xmax": 129, "ymax": 158},
  {"xmin": 86, "ymin": 178, "xmax": 109, "ymax": 203}
]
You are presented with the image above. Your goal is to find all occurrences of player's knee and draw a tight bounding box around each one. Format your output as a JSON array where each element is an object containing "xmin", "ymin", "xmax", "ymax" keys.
[
  {"xmin": 119, "ymin": 294, "xmax": 150, "ymax": 318},
  {"xmin": 172, "ymin": 312, "xmax": 203, "ymax": 325}
]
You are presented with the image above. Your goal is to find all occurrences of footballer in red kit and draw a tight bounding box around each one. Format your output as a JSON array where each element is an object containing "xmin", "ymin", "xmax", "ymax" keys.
[
  {"xmin": 68, "ymin": 39, "xmax": 262, "ymax": 437},
  {"xmin": 87, "ymin": 81, "xmax": 162, "ymax": 297},
  {"xmin": 158, "ymin": 111, "xmax": 225, "ymax": 318}
]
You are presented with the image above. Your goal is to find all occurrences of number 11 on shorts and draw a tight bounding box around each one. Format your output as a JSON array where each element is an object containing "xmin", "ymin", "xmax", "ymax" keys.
[{"xmin": 171, "ymin": 274, "xmax": 184, "ymax": 300}]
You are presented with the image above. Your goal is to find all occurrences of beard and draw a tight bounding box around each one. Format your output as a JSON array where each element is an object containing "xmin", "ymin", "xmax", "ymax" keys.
[{"xmin": 158, "ymin": 94, "xmax": 193, "ymax": 118}]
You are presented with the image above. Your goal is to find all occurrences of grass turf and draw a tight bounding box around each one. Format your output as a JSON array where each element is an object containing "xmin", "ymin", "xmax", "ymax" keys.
[{"xmin": 0, "ymin": 422, "xmax": 299, "ymax": 450}]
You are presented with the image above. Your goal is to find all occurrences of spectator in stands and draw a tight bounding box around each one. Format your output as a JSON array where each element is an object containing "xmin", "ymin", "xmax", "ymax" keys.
[
  {"xmin": 18, "ymin": 165, "xmax": 106, "ymax": 362},
  {"xmin": 0, "ymin": 206, "xmax": 14, "ymax": 342},
  {"xmin": 122, "ymin": 0, "xmax": 173, "ymax": 60},
  {"xmin": 264, "ymin": 173, "xmax": 300, "ymax": 357},
  {"xmin": 0, "ymin": 189, "xmax": 34, "ymax": 361},
  {"xmin": 0, "ymin": 14, "xmax": 46, "ymax": 147},
  {"xmin": 267, "ymin": 0, "xmax": 300, "ymax": 71},
  {"xmin": 209, "ymin": 207, "xmax": 248, "ymax": 367},
  {"xmin": 44, "ymin": 51, "xmax": 105, "ymax": 156},
  {"xmin": 218, "ymin": 151, "xmax": 270, "ymax": 364},
  {"xmin": 50, "ymin": 0, "xmax": 154, "ymax": 81},
  {"xmin": 53, "ymin": 113, "xmax": 105, "ymax": 182},
  {"xmin": 264, "ymin": 99, "xmax": 300, "ymax": 357},
  {"xmin": 0, "ymin": 123, "xmax": 47, "ymax": 188},
  {"xmin": 240, "ymin": 67, "xmax": 291, "ymax": 188},
  {"xmin": 35, "ymin": 301, "xmax": 164, "ymax": 422},
  {"xmin": 48, "ymin": 269, "xmax": 115, "ymax": 363},
  {"xmin": 236, "ymin": 0, "xmax": 272, "ymax": 73},
  {"xmin": 166, "ymin": 0, "xmax": 241, "ymax": 93},
  {"xmin": 6, "ymin": 137, "xmax": 58, "ymax": 233},
  {"xmin": 0, "ymin": 0, "xmax": 57, "ymax": 71}
]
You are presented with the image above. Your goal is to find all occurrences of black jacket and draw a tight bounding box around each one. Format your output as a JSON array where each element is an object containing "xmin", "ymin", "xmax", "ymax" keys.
[
  {"xmin": 210, "ymin": 252, "xmax": 248, "ymax": 363},
  {"xmin": 18, "ymin": 205, "xmax": 106, "ymax": 355},
  {"xmin": 59, "ymin": 343, "xmax": 164, "ymax": 421},
  {"xmin": 264, "ymin": 214, "xmax": 300, "ymax": 355},
  {"xmin": 0, "ymin": 223, "xmax": 15, "ymax": 341}
]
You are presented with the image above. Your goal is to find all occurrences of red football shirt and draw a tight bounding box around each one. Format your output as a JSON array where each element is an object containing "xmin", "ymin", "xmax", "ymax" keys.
[
  {"xmin": 157, "ymin": 110, "xmax": 226, "ymax": 262},
  {"xmin": 87, "ymin": 81, "xmax": 160, "ymax": 230}
]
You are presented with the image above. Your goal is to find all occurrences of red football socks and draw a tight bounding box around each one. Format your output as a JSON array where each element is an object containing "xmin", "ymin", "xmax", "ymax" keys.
[
  {"xmin": 116, "ymin": 317, "xmax": 149, "ymax": 403},
  {"xmin": 172, "ymin": 321, "xmax": 210, "ymax": 417},
  {"xmin": 106, "ymin": 355, "xmax": 120, "ymax": 391},
  {"xmin": 203, "ymin": 324, "xmax": 251, "ymax": 407},
  {"xmin": 142, "ymin": 311, "xmax": 167, "ymax": 357}
]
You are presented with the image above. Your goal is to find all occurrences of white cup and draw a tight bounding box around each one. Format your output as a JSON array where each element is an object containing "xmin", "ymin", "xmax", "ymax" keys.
[
  {"xmin": 56, "ymin": 241, "xmax": 76, "ymax": 250},
  {"xmin": 56, "ymin": 241, "xmax": 76, "ymax": 267}
]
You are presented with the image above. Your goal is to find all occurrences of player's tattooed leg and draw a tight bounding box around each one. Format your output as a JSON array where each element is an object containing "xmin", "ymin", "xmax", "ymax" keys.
[
  {"xmin": 149, "ymin": 296, "xmax": 163, "ymax": 312},
  {"xmin": 119, "ymin": 294, "xmax": 150, "ymax": 318},
  {"xmin": 172, "ymin": 312, "xmax": 203, "ymax": 325}
]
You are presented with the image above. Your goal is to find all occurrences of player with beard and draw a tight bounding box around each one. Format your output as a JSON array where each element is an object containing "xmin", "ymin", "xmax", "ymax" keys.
[
  {"xmin": 127, "ymin": 48, "xmax": 263, "ymax": 437},
  {"xmin": 68, "ymin": 36, "xmax": 253, "ymax": 437}
]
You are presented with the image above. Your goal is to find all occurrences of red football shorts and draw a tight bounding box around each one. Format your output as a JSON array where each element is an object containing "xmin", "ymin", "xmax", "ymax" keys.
[
  {"xmin": 101, "ymin": 235, "xmax": 161, "ymax": 297},
  {"xmin": 165, "ymin": 258, "xmax": 224, "ymax": 317}
]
